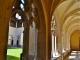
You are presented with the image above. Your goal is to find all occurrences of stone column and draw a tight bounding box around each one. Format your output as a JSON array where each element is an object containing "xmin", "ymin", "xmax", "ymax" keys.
[
  {"xmin": 37, "ymin": 27, "xmax": 46, "ymax": 60},
  {"xmin": 58, "ymin": 32, "xmax": 62, "ymax": 53},
  {"xmin": 29, "ymin": 25, "xmax": 35, "ymax": 55},
  {"xmin": 23, "ymin": 27, "xmax": 29, "ymax": 60},
  {"xmin": 19, "ymin": 33, "xmax": 23, "ymax": 47},
  {"xmin": 13, "ymin": 35, "xmax": 17, "ymax": 46},
  {"xmin": 48, "ymin": 24, "xmax": 52, "ymax": 60},
  {"xmin": 0, "ymin": 0, "xmax": 14, "ymax": 60},
  {"xmin": 34, "ymin": 28, "xmax": 38, "ymax": 60},
  {"xmin": 22, "ymin": 23, "xmax": 23, "ymax": 27},
  {"xmin": 54, "ymin": 34, "xmax": 57, "ymax": 55},
  {"xmin": 16, "ymin": 22, "xmax": 17, "ymax": 28},
  {"xmin": 52, "ymin": 34, "xmax": 55, "ymax": 57},
  {"xmin": 55, "ymin": 35, "xmax": 60, "ymax": 56},
  {"xmin": 13, "ymin": 40, "xmax": 17, "ymax": 47}
]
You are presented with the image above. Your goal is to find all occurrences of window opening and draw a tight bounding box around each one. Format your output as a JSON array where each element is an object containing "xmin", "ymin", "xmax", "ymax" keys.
[
  {"xmin": 20, "ymin": 4, "xmax": 24, "ymax": 11},
  {"xmin": 15, "ymin": 13, "xmax": 22, "ymax": 20},
  {"xmin": 21, "ymin": 0, "xmax": 25, "ymax": 4}
]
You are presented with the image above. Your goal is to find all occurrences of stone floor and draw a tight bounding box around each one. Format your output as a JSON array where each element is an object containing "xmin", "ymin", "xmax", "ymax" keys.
[
  {"xmin": 67, "ymin": 51, "xmax": 80, "ymax": 60},
  {"xmin": 51, "ymin": 51, "xmax": 80, "ymax": 60}
]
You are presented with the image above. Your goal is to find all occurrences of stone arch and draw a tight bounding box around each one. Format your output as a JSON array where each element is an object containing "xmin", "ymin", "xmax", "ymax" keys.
[
  {"xmin": 65, "ymin": 24, "xmax": 80, "ymax": 51},
  {"xmin": 45, "ymin": 0, "xmax": 65, "ymax": 60},
  {"xmin": 8, "ymin": 9, "xmax": 30, "ymax": 60},
  {"xmin": 63, "ymin": 17, "xmax": 80, "ymax": 50},
  {"xmin": 33, "ymin": 0, "xmax": 46, "ymax": 60},
  {"xmin": 10, "ymin": 0, "xmax": 46, "ymax": 60},
  {"xmin": 61, "ymin": 0, "xmax": 76, "ymax": 25},
  {"xmin": 11, "ymin": 9, "xmax": 29, "ymax": 24},
  {"xmin": 51, "ymin": 14, "xmax": 61, "ymax": 58},
  {"xmin": 63, "ymin": 8, "xmax": 80, "ymax": 26},
  {"xmin": 50, "ymin": 0, "xmax": 66, "ymax": 56},
  {"xmin": 9, "ymin": 0, "xmax": 46, "ymax": 60},
  {"xmin": 50, "ymin": 0, "xmax": 65, "ymax": 18}
]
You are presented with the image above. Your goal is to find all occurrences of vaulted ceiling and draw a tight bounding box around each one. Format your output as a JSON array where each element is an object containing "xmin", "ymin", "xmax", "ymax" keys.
[{"xmin": 54, "ymin": 0, "xmax": 80, "ymax": 37}]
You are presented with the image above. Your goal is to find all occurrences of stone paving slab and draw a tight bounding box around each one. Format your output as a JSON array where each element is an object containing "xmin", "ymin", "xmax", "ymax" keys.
[{"xmin": 68, "ymin": 51, "xmax": 80, "ymax": 60}]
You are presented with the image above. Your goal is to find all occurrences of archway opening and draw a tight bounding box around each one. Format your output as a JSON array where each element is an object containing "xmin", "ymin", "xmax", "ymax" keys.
[{"xmin": 7, "ymin": 12, "xmax": 24, "ymax": 60}]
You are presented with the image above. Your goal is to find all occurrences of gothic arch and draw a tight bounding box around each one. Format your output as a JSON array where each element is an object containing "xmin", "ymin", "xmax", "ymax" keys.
[
  {"xmin": 65, "ymin": 23, "xmax": 80, "ymax": 50},
  {"xmin": 63, "ymin": 8, "xmax": 80, "ymax": 26},
  {"xmin": 50, "ymin": 0, "xmax": 64, "ymax": 17},
  {"xmin": 33, "ymin": 0, "xmax": 47, "ymax": 60},
  {"xmin": 11, "ymin": 9, "xmax": 29, "ymax": 27},
  {"xmin": 61, "ymin": 0, "xmax": 76, "ymax": 24}
]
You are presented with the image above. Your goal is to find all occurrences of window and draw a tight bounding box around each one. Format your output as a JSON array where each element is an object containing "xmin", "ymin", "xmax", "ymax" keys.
[
  {"xmin": 21, "ymin": 0, "xmax": 25, "ymax": 4},
  {"xmin": 20, "ymin": 0, "xmax": 25, "ymax": 11},
  {"xmin": 20, "ymin": 4, "xmax": 24, "ymax": 11},
  {"xmin": 15, "ymin": 13, "xmax": 22, "ymax": 20}
]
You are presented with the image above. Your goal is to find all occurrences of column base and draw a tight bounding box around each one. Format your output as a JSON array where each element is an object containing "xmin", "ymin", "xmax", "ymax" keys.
[
  {"xmin": 62, "ymin": 49, "xmax": 66, "ymax": 53},
  {"xmin": 52, "ymin": 52, "xmax": 61, "ymax": 58}
]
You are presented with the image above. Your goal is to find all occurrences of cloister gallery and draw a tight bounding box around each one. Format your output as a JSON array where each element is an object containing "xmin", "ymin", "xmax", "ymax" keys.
[{"xmin": 0, "ymin": 0, "xmax": 80, "ymax": 60}]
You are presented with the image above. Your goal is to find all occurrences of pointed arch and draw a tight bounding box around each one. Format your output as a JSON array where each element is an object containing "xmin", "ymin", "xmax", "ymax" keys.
[{"xmin": 33, "ymin": 0, "xmax": 47, "ymax": 60}]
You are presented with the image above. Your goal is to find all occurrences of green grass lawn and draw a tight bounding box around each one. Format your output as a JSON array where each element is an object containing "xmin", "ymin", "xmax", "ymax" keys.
[{"xmin": 7, "ymin": 47, "xmax": 22, "ymax": 60}]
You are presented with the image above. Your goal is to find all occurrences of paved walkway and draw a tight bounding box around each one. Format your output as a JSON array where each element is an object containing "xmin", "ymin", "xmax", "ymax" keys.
[
  {"xmin": 67, "ymin": 51, "xmax": 80, "ymax": 60},
  {"xmin": 51, "ymin": 51, "xmax": 80, "ymax": 60}
]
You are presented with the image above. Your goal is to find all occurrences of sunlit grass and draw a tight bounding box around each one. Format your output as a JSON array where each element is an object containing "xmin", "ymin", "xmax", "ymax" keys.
[{"xmin": 7, "ymin": 47, "xmax": 22, "ymax": 60}]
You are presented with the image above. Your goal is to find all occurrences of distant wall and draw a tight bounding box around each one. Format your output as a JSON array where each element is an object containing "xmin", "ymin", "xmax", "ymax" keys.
[
  {"xmin": 8, "ymin": 26, "xmax": 24, "ymax": 46},
  {"xmin": 70, "ymin": 30, "xmax": 80, "ymax": 50}
]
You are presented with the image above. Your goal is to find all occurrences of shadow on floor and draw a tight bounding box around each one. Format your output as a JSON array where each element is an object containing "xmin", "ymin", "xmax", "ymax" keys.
[{"xmin": 7, "ymin": 55, "xmax": 19, "ymax": 60}]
